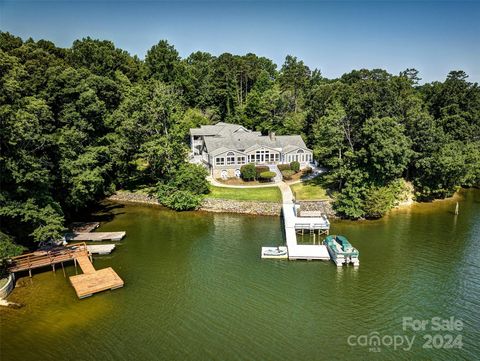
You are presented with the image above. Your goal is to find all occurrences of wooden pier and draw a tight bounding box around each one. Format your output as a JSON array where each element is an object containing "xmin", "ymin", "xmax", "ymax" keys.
[
  {"xmin": 8, "ymin": 243, "xmax": 124, "ymax": 299},
  {"xmin": 66, "ymin": 231, "xmax": 126, "ymax": 242},
  {"xmin": 8, "ymin": 243, "xmax": 89, "ymax": 275}
]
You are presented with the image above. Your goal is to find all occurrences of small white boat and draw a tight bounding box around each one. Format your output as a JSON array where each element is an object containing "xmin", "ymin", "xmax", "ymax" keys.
[{"xmin": 261, "ymin": 246, "xmax": 288, "ymax": 259}]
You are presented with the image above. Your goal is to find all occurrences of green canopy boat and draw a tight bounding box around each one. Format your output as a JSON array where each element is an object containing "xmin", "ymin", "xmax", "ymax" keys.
[{"xmin": 323, "ymin": 235, "xmax": 360, "ymax": 266}]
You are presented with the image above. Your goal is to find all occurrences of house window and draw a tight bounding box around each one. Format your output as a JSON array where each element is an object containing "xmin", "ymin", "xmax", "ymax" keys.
[
  {"xmin": 226, "ymin": 152, "xmax": 235, "ymax": 165},
  {"xmin": 216, "ymin": 157, "xmax": 225, "ymax": 166},
  {"xmin": 237, "ymin": 156, "xmax": 246, "ymax": 165},
  {"xmin": 275, "ymin": 154, "xmax": 279, "ymax": 162}
]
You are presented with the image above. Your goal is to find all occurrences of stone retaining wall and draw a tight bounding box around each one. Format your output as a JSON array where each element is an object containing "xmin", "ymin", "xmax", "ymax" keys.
[
  {"xmin": 200, "ymin": 198, "xmax": 281, "ymax": 216},
  {"xmin": 107, "ymin": 192, "xmax": 282, "ymax": 216},
  {"xmin": 297, "ymin": 200, "xmax": 337, "ymax": 218},
  {"xmin": 0, "ymin": 274, "xmax": 15, "ymax": 299},
  {"xmin": 107, "ymin": 192, "xmax": 335, "ymax": 217}
]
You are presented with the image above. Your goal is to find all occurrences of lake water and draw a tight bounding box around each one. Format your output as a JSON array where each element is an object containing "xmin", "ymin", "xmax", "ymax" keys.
[{"xmin": 1, "ymin": 190, "xmax": 479, "ymax": 360}]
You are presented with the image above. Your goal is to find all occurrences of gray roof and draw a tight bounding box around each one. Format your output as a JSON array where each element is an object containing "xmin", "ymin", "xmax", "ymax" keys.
[
  {"xmin": 190, "ymin": 122, "xmax": 260, "ymax": 137},
  {"xmin": 201, "ymin": 128, "xmax": 309, "ymax": 155}
]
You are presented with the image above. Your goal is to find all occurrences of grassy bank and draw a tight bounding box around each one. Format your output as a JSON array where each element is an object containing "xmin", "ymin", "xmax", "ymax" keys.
[
  {"xmin": 291, "ymin": 179, "xmax": 330, "ymax": 201},
  {"xmin": 207, "ymin": 185, "xmax": 282, "ymax": 202}
]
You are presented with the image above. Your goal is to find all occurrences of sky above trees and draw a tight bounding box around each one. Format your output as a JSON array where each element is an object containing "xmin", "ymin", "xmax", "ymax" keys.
[{"xmin": 1, "ymin": 0, "xmax": 479, "ymax": 83}]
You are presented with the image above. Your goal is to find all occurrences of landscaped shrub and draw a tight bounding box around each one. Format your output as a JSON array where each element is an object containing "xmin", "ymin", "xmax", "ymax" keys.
[
  {"xmin": 281, "ymin": 170, "xmax": 296, "ymax": 180},
  {"xmin": 240, "ymin": 163, "xmax": 256, "ymax": 181},
  {"xmin": 277, "ymin": 164, "xmax": 291, "ymax": 172},
  {"xmin": 258, "ymin": 171, "xmax": 276, "ymax": 182},
  {"xmin": 169, "ymin": 163, "xmax": 209, "ymax": 194},
  {"xmin": 160, "ymin": 190, "xmax": 202, "ymax": 211},
  {"xmin": 255, "ymin": 166, "xmax": 270, "ymax": 178},
  {"xmin": 290, "ymin": 161, "xmax": 300, "ymax": 173}
]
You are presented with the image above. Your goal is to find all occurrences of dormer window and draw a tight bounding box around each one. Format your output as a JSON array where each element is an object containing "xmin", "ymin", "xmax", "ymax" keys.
[{"xmin": 226, "ymin": 152, "xmax": 235, "ymax": 165}]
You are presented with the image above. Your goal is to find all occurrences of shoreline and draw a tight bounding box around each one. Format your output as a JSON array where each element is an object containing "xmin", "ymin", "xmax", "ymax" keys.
[
  {"xmin": 106, "ymin": 191, "xmax": 335, "ymax": 217},
  {"xmin": 106, "ymin": 188, "xmax": 466, "ymax": 219}
]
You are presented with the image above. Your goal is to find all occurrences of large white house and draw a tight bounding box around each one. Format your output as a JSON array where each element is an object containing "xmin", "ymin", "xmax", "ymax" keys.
[{"xmin": 190, "ymin": 123, "xmax": 313, "ymax": 179}]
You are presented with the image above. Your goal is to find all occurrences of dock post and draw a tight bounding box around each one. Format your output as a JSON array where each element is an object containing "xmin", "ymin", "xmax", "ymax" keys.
[
  {"xmin": 455, "ymin": 202, "xmax": 459, "ymax": 215},
  {"xmin": 28, "ymin": 269, "xmax": 32, "ymax": 278},
  {"xmin": 61, "ymin": 262, "xmax": 66, "ymax": 277},
  {"xmin": 74, "ymin": 258, "xmax": 78, "ymax": 274},
  {"xmin": 52, "ymin": 264, "xmax": 55, "ymax": 273}
]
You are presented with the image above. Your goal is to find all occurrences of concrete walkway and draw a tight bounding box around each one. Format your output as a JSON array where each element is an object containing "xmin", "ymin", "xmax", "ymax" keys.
[{"xmin": 277, "ymin": 181, "xmax": 294, "ymax": 204}]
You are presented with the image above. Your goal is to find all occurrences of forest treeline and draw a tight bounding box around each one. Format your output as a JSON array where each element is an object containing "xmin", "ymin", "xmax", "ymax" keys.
[{"xmin": 1, "ymin": 32, "xmax": 479, "ymax": 256}]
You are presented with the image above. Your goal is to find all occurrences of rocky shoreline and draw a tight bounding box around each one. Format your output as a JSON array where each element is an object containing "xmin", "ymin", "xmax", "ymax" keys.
[
  {"xmin": 200, "ymin": 198, "xmax": 282, "ymax": 216},
  {"xmin": 106, "ymin": 191, "xmax": 336, "ymax": 217}
]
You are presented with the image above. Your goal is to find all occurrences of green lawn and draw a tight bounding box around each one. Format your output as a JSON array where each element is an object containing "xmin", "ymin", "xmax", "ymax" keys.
[
  {"xmin": 291, "ymin": 180, "xmax": 329, "ymax": 201},
  {"xmin": 207, "ymin": 185, "xmax": 282, "ymax": 202}
]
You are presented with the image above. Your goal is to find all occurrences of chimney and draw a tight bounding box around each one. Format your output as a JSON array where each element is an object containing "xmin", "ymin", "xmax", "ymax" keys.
[{"xmin": 269, "ymin": 131, "xmax": 276, "ymax": 141}]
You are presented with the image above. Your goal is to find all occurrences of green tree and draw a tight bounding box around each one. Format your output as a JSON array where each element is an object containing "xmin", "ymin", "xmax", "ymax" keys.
[
  {"xmin": 145, "ymin": 40, "xmax": 181, "ymax": 83},
  {"xmin": 360, "ymin": 117, "xmax": 412, "ymax": 183}
]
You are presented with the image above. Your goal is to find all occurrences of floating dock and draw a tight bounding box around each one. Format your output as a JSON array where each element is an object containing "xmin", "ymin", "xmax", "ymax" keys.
[
  {"xmin": 66, "ymin": 231, "xmax": 126, "ymax": 242},
  {"xmin": 69, "ymin": 263, "xmax": 123, "ymax": 299},
  {"xmin": 86, "ymin": 244, "xmax": 116, "ymax": 255}
]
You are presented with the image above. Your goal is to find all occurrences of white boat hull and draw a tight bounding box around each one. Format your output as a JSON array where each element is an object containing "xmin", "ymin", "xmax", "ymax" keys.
[{"xmin": 326, "ymin": 246, "xmax": 359, "ymax": 266}]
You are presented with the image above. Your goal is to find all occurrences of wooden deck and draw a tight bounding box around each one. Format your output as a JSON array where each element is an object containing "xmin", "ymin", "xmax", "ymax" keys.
[
  {"xmin": 66, "ymin": 231, "xmax": 126, "ymax": 242},
  {"xmin": 69, "ymin": 268, "xmax": 124, "ymax": 299},
  {"xmin": 8, "ymin": 243, "xmax": 89, "ymax": 273}
]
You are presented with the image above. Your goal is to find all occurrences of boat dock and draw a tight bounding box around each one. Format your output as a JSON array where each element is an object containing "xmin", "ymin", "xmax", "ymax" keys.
[
  {"xmin": 66, "ymin": 231, "xmax": 126, "ymax": 242},
  {"xmin": 69, "ymin": 264, "xmax": 123, "ymax": 299},
  {"xmin": 8, "ymin": 243, "xmax": 124, "ymax": 299},
  {"xmin": 278, "ymin": 182, "xmax": 331, "ymax": 261},
  {"xmin": 86, "ymin": 244, "xmax": 116, "ymax": 255}
]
